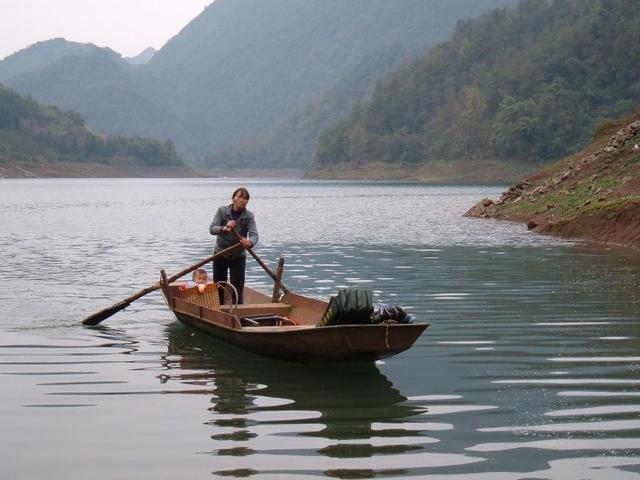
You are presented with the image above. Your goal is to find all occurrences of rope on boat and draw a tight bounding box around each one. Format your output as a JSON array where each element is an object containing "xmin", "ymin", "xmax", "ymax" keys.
[{"xmin": 384, "ymin": 323, "xmax": 390, "ymax": 349}]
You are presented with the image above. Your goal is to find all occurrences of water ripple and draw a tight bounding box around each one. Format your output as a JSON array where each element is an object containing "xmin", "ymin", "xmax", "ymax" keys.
[{"xmin": 2, "ymin": 179, "xmax": 640, "ymax": 479}]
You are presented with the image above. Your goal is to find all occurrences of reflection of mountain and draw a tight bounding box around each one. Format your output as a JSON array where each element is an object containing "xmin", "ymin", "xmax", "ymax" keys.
[{"xmin": 165, "ymin": 322, "xmax": 424, "ymax": 455}]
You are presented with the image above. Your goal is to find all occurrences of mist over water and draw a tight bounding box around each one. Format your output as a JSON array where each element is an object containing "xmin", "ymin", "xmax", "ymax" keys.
[{"xmin": 1, "ymin": 178, "xmax": 639, "ymax": 479}]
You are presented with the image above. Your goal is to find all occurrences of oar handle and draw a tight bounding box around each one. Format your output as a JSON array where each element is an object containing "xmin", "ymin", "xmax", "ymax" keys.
[
  {"xmin": 165, "ymin": 242, "xmax": 241, "ymax": 284},
  {"xmin": 81, "ymin": 242, "xmax": 242, "ymax": 325},
  {"xmin": 231, "ymin": 228, "xmax": 290, "ymax": 294},
  {"xmin": 131, "ymin": 241, "xmax": 243, "ymax": 297}
]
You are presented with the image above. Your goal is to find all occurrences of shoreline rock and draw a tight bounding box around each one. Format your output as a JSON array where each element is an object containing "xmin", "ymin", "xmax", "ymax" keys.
[{"xmin": 465, "ymin": 113, "xmax": 640, "ymax": 251}]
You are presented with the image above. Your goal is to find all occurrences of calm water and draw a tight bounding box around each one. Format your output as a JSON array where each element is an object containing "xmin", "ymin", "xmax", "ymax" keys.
[{"xmin": 1, "ymin": 178, "xmax": 639, "ymax": 479}]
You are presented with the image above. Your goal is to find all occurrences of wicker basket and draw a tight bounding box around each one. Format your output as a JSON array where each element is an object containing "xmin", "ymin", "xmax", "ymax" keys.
[
  {"xmin": 180, "ymin": 284, "xmax": 221, "ymax": 310},
  {"xmin": 179, "ymin": 282, "xmax": 238, "ymax": 313}
]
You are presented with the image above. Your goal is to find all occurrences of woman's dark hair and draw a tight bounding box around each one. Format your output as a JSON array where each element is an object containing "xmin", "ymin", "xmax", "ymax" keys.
[{"xmin": 232, "ymin": 187, "xmax": 250, "ymax": 200}]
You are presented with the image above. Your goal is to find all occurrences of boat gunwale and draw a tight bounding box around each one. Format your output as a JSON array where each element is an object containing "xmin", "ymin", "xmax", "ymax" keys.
[{"xmin": 170, "ymin": 299, "xmax": 429, "ymax": 334}]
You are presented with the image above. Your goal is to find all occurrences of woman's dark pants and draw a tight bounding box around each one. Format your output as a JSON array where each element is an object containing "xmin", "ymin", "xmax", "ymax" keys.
[{"xmin": 213, "ymin": 255, "xmax": 246, "ymax": 304}]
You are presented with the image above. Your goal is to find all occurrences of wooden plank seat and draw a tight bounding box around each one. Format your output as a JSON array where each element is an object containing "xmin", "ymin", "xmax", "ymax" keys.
[
  {"xmin": 223, "ymin": 303, "xmax": 292, "ymax": 317},
  {"xmin": 240, "ymin": 325, "xmax": 315, "ymax": 332}
]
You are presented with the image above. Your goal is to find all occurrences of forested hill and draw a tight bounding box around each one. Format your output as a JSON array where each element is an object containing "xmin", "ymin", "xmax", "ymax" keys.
[
  {"xmin": 316, "ymin": 0, "xmax": 640, "ymax": 170},
  {"xmin": 0, "ymin": 85, "xmax": 184, "ymax": 177},
  {"xmin": 1, "ymin": 0, "xmax": 516, "ymax": 166},
  {"xmin": 205, "ymin": 43, "xmax": 426, "ymax": 168}
]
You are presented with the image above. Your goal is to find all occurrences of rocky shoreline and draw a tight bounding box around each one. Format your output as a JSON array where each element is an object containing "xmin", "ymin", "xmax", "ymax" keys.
[{"xmin": 465, "ymin": 114, "xmax": 640, "ymax": 250}]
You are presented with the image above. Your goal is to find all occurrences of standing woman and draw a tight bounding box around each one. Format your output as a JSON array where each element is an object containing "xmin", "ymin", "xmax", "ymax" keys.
[{"xmin": 209, "ymin": 187, "xmax": 259, "ymax": 304}]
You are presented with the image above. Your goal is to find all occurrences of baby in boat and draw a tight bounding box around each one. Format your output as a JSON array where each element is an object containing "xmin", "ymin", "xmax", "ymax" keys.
[{"xmin": 179, "ymin": 268, "xmax": 208, "ymax": 293}]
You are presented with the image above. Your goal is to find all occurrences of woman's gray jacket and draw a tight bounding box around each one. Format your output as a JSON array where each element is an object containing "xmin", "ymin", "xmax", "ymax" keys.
[{"xmin": 209, "ymin": 205, "xmax": 259, "ymax": 258}]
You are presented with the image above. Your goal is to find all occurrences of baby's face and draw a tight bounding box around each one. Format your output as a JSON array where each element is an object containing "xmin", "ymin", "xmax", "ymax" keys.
[{"xmin": 194, "ymin": 273, "xmax": 208, "ymax": 285}]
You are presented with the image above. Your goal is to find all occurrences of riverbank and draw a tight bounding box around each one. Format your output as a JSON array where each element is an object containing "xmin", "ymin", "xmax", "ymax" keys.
[
  {"xmin": 205, "ymin": 168, "xmax": 305, "ymax": 179},
  {"xmin": 0, "ymin": 159, "xmax": 205, "ymax": 178},
  {"xmin": 465, "ymin": 113, "xmax": 640, "ymax": 250},
  {"xmin": 305, "ymin": 159, "xmax": 538, "ymax": 184},
  {"xmin": 0, "ymin": 160, "xmax": 309, "ymax": 179}
]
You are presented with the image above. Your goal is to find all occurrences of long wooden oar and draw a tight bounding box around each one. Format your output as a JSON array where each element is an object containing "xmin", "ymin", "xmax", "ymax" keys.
[
  {"xmin": 231, "ymin": 228, "xmax": 290, "ymax": 294},
  {"xmin": 81, "ymin": 242, "xmax": 242, "ymax": 326}
]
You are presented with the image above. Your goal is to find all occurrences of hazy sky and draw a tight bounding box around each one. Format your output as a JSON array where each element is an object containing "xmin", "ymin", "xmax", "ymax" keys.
[{"xmin": 0, "ymin": 0, "xmax": 214, "ymax": 60}]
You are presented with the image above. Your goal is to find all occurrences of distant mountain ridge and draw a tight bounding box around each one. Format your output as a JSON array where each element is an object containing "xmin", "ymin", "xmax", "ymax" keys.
[
  {"xmin": 0, "ymin": 38, "xmax": 100, "ymax": 82},
  {"xmin": 3, "ymin": 46, "xmax": 188, "ymax": 143},
  {"xmin": 126, "ymin": 47, "xmax": 156, "ymax": 65},
  {"xmin": 0, "ymin": 0, "xmax": 517, "ymax": 167},
  {"xmin": 209, "ymin": 43, "xmax": 426, "ymax": 168}
]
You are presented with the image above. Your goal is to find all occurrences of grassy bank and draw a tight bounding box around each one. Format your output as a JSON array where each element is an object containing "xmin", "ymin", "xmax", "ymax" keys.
[{"xmin": 465, "ymin": 112, "xmax": 640, "ymax": 250}]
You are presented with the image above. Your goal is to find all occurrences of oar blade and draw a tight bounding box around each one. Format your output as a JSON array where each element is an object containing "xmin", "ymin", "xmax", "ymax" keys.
[{"xmin": 81, "ymin": 300, "xmax": 131, "ymax": 326}]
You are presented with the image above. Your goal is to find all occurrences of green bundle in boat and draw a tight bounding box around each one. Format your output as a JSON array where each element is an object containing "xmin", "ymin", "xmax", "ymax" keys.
[{"xmin": 317, "ymin": 288, "xmax": 373, "ymax": 326}]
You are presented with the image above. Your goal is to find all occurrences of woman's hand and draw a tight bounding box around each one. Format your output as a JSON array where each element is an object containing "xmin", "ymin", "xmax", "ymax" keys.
[
  {"xmin": 240, "ymin": 237, "xmax": 252, "ymax": 249},
  {"xmin": 222, "ymin": 220, "xmax": 237, "ymax": 232}
]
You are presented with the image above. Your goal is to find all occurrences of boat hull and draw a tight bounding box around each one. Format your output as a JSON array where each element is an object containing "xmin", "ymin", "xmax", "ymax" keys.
[{"xmin": 173, "ymin": 310, "xmax": 428, "ymax": 363}]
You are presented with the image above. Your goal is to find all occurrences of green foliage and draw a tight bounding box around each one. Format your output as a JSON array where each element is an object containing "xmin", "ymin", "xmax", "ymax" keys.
[
  {"xmin": 318, "ymin": 0, "xmax": 640, "ymax": 166},
  {"xmin": 0, "ymin": 86, "xmax": 26, "ymax": 129},
  {"xmin": 317, "ymin": 119, "xmax": 350, "ymax": 166},
  {"xmin": 0, "ymin": 84, "xmax": 183, "ymax": 167}
]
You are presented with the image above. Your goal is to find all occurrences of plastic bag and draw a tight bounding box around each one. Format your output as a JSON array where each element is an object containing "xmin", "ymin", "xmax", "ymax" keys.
[{"xmin": 371, "ymin": 303, "xmax": 414, "ymax": 324}]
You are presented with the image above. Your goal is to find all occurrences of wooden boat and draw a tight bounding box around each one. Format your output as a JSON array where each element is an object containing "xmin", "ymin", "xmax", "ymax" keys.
[{"xmin": 160, "ymin": 280, "xmax": 428, "ymax": 363}]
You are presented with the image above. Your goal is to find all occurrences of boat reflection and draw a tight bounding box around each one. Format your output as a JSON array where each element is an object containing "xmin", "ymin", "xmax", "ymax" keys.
[{"xmin": 164, "ymin": 322, "xmax": 427, "ymax": 462}]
